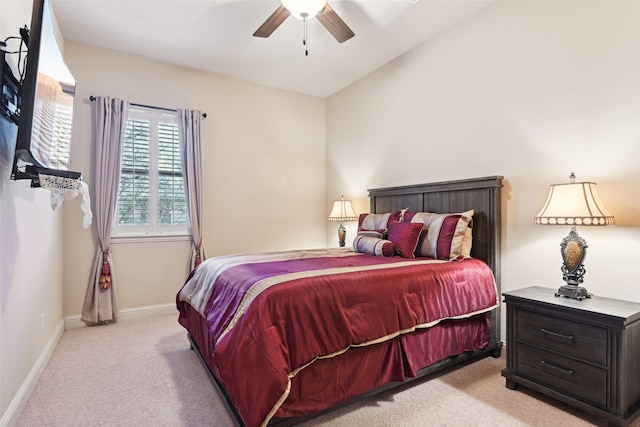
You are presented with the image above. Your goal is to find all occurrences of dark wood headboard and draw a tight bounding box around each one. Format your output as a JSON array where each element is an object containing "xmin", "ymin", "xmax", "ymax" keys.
[{"xmin": 369, "ymin": 176, "xmax": 504, "ymax": 342}]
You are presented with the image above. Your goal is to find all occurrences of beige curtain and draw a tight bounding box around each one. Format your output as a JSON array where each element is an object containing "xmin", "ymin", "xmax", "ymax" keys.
[
  {"xmin": 177, "ymin": 109, "xmax": 205, "ymax": 275},
  {"xmin": 81, "ymin": 97, "xmax": 129, "ymax": 324}
]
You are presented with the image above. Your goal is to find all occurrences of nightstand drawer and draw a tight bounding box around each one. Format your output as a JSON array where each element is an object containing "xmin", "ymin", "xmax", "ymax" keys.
[
  {"xmin": 517, "ymin": 343, "xmax": 607, "ymax": 406},
  {"xmin": 516, "ymin": 309, "xmax": 607, "ymax": 365}
]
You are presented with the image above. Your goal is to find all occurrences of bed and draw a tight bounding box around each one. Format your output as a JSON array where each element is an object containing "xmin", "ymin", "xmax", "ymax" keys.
[{"xmin": 177, "ymin": 175, "xmax": 504, "ymax": 427}]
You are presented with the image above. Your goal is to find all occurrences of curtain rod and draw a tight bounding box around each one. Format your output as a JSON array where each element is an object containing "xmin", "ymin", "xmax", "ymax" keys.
[{"xmin": 89, "ymin": 96, "xmax": 207, "ymax": 118}]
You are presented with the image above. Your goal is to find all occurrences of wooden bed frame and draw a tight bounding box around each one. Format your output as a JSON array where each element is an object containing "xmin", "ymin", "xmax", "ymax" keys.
[
  {"xmin": 368, "ymin": 175, "xmax": 503, "ymax": 349},
  {"xmin": 188, "ymin": 175, "xmax": 504, "ymax": 426}
]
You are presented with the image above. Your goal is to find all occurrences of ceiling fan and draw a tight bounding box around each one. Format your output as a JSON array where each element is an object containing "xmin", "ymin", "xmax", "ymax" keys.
[{"xmin": 253, "ymin": 0, "xmax": 355, "ymax": 44}]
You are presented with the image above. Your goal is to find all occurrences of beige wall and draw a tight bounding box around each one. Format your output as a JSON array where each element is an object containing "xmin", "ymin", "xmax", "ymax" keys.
[
  {"xmin": 326, "ymin": 0, "xmax": 640, "ymax": 344},
  {"xmin": 0, "ymin": 0, "xmax": 65, "ymax": 422},
  {"xmin": 61, "ymin": 43, "xmax": 327, "ymax": 317}
]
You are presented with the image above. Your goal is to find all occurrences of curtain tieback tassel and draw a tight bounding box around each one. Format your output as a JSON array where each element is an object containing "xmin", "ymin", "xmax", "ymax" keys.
[
  {"xmin": 100, "ymin": 251, "xmax": 112, "ymax": 289},
  {"xmin": 194, "ymin": 246, "xmax": 202, "ymax": 268}
]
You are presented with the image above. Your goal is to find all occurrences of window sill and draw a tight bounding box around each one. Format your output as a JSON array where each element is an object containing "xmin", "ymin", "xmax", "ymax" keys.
[{"xmin": 111, "ymin": 233, "xmax": 191, "ymax": 244}]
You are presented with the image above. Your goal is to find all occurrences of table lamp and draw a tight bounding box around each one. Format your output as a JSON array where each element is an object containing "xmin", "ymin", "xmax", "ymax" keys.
[
  {"xmin": 534, "ymin": 173, "xmax": 615, "ymax": 300},
  {"xmin": 328, "ymin": 195, "xmax": 357, "ymax": 247}
]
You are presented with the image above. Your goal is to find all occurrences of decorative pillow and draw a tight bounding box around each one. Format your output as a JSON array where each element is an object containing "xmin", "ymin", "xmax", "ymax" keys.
[
  {"xmin": 356, "ymin": 230, "xmax": 385, "ymax": 239},
  {"xmin": 358, "ymin": 209, "xmax": 408, "ymax": 236},
  {"xmin": 353, "ymin": 235, "xmax": 395, "ymax": 257},
  {"xmin": 403, "ymin": 212, "xmax": 418, "ymax": 222},
  {"xmin": 460, "ymin": 226, "xmax": 473, "ymax": 258},
  {"xmin": 409, "ymin": 210, "xmax": 474, "ymax": 260},
  {"xmin": 405, "ymin": 214, "xmax": 473, "ymax": 257},
  {"xmin": 397, "ymin": 207, "xmax": 409, "ymax": 222},
  {"xmin": 386, "ymin": 220, "xmax": 424, "ymax": 259},
  {"xmin": 358, "ymin": 212, "xmax": 391, "ymax": 231}
]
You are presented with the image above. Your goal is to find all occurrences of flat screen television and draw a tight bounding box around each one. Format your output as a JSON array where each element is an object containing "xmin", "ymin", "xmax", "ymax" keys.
[{"xmin": 4, "ymin": 0, "xmax": 80, "ymax": 187}]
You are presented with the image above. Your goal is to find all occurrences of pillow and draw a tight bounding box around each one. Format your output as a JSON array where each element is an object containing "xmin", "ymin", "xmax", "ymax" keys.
[
  {"xmin": 461, "ymin": 226, "xmax": 473, "ymax": 258},
  {"xmin": 353, "ymin": 235, "xmax": 395, "ymax": 257},
  {"xmin": 358, "ymin": 212, "xmax": 391, "ymax": 231},
  {"xmin": 358, "ymin": 209, "xmax": 408, "ymax": 236},
  {"xmin": 397, "ymin": 207, "xmax": 409, "ymax": 222},
  {"xmin": 386, "ymin": 220, "xmax": 423, "ymax": 259},
  {"xmin": 356, "ymin": 230, "xmax": 385, "ymax": 239},
  {"xmin": 409, "ymin": 210, "xmax": 474, "ymax": 260}
]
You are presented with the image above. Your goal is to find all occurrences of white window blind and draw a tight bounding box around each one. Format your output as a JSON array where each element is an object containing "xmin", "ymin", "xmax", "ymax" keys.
[
  {"xmin": 114, "ymin": 107, "xmax": 187, "ymax": 236},
  {"xmin": 31, "ymin": 77, "xmax": 74, "ymax": 170}
]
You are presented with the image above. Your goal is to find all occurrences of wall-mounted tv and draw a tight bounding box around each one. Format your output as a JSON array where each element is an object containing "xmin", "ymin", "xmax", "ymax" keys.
[{"xmin": 4, "ymin": 0, "xmax": 80, "ymax": 187}]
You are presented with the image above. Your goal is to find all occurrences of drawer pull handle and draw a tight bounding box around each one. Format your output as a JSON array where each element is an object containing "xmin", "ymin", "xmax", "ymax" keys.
[
  {"xmin": 540, "ymin": 359, "xmax": 574, "ymax": 376},
  {"xmin": 540, "ymin": 328, "xmax": 574, "ymax": 341}
]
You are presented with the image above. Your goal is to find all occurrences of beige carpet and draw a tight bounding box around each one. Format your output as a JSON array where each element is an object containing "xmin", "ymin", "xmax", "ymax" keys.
[{"xmin": 15, "ymin": 314, "xmax": 638, "ymax": 427}]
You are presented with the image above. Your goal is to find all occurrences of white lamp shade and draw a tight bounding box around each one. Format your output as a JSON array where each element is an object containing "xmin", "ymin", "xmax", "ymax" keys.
[
  {"xmin": 534, "ymin": 181, "xmax": 614, "ymax": 226},
  {"xmin": 328, "ymin": 198, "xmax": 357, "ymax": 222},
  {"xmin": 281, "ymin": 0, "xmax": 327, "ymax": 20}
]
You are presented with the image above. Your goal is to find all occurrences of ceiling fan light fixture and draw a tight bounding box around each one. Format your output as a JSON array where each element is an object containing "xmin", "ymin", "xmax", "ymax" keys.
[{"xmin": 281, "ymin": 0, "xmax": 327, "ymax": 20}]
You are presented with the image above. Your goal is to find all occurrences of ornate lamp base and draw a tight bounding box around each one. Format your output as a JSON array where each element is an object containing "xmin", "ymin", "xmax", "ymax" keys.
[
  {"xmin": 555, "ymin": 284, "xmax": 592, "ymax": 301},
  {"xmin": 556, "ymin": 226, "xmax": 591, "ymax": 300},
  {"xmin": 337, "ymin": 223, "xmax": 346, "ymax": 247}
]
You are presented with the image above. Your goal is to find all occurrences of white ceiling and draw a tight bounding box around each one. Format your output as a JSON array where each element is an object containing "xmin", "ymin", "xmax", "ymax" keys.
[{"xmin": 50, "ymin": 0, "xmax": 494, "ymax": 98}]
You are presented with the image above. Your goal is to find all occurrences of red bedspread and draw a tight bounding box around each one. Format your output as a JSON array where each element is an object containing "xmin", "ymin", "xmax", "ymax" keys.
[{"xmin": 177, "ymin": 248, "xmax": 498, "ymax": 427}]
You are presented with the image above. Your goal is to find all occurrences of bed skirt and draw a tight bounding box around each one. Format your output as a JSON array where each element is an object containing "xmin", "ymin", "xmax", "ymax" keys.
[{"xmin": 179, "ymin": 302, "xmax": 491, "ymax": 423}]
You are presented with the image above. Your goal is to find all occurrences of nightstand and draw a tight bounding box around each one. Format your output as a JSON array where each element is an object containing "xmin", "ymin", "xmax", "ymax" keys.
[{"xmin": 501, "ymin": 286, "xmax": 640, "ymax": 427}]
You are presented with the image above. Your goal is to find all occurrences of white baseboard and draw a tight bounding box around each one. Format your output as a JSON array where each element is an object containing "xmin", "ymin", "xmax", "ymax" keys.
[
  {"xmin": 64, "ymin": 303, "xmax": 177, "ymax": 329},
  {"xmin": 0, "ymin": 319, "xmax": 64, "ymax": 427}
]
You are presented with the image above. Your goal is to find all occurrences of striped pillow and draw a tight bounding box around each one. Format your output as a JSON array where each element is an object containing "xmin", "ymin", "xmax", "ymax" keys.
[
  {"xmin": 356, "ymin": 230, "xmax": 385, "ymax": 239},
  {"xmin": 357, "ymin": 209, "xmax": 408, "ymax": 235},
  {"xmin": 358, "ymin": 212, "xmax": 391, "ymax": 232},
  {"xmin": 407, "ymin": 210, "xmax": 474, "ymax": 260},
  {"xmin": 353, "ymin": 235, "xmax": 395, "ymax": 257}
]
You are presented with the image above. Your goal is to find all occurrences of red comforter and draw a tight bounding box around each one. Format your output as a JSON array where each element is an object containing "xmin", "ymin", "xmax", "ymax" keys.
[{"xmin": 177, "ymin": 248, "xmax": 498, "ymax": 427}]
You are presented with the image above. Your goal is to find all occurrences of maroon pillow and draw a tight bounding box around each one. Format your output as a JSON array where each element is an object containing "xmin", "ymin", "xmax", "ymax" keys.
[
  {"xmin": 386, "ymin": 221, "xmax": 423, "ymax": 258},
  {"xmin": 403, "ymin": 212, "xmax": 417, "ymax": 222}
]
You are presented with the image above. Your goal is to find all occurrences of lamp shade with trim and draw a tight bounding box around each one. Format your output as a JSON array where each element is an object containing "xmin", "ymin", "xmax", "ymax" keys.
[
  {"xmin": 534, "ymin": 181, "xmax": 614, "ymax": 226},
  {"xmin": 328, "ymin": 197, "xmax": 357, "ymax": 222}
]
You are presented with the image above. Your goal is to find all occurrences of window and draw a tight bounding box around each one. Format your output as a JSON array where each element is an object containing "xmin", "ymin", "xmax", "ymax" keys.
[{"xmin": 114, "ymin": 107, "xmax": 187, "ymax": 236}]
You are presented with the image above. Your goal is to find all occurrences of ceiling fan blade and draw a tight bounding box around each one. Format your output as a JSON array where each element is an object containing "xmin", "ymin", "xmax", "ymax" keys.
[
  {"xmin": 316, "ymin": 3, "xmax": 354, "ymax": 43},
  {"xmin": 253, "ymin": 5, "xmax": 291, "ymax": 38}
]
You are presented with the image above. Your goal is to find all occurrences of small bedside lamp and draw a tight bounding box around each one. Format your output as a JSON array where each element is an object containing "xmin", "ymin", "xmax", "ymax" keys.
[
  {"xmin": 534, "ymin": 173, "xmax": 615, "ymax": 300},
  {"xmin": 328, "ymin": 195, "xmax": 357, "ymax": 247}
]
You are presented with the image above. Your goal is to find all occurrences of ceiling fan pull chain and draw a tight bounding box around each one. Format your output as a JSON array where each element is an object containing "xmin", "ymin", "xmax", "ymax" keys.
[{"xmin": 303, "ymin": 17, "xmax": 309, "ymax": 56}]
